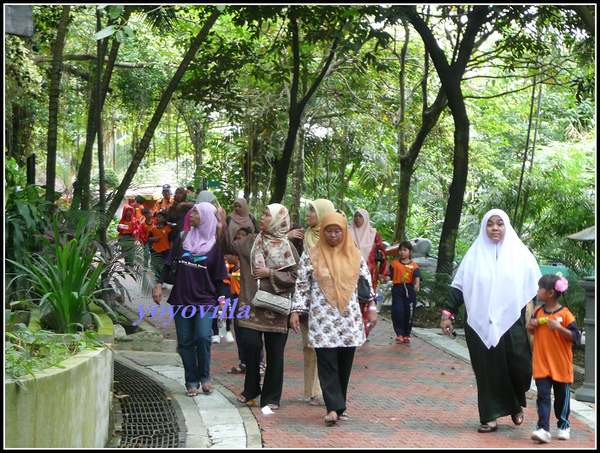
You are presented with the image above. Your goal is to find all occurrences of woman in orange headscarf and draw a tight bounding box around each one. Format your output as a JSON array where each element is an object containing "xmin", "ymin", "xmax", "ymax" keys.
[{"xmin": 291, "ymin": 212, "xmax": 377, "ymax": 426}]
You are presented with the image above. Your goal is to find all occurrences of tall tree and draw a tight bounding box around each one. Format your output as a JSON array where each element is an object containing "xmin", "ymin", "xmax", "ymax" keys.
[
  {"xmin": 392, "ymin": 6, "xmax": 496, "ymax": 273},
  {"xmin": 106, "ymin": 7, "xmax": 222, "ymax": 220},
  {"xmin": 71, "ymin": 5, "xmax": 134, "ymax": 210},
  {"xmin": 45, "ymin": 5, "xmax": 71, "ymax": 202}
]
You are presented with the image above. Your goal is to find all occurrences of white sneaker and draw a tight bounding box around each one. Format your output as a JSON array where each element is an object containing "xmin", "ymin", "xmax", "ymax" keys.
[
  {"xmin": 531, "ymin": 429, "xmax": 552, "ymax": 443},
  {"xmin": 557, "ymin": 428, "xmax": 570, "ymax": 440},
  {"xmin": 211, "ymin": 335, "xmax": 220, "ymax": 344},
  {"xmin": 225, "ymin": 331, "xmax": 235, "ymax": 343}
]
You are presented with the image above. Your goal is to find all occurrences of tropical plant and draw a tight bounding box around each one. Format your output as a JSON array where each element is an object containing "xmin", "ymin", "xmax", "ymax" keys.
[{"xmin": 7, "ymin": 218, "xmax": 114, "ymax": 333}]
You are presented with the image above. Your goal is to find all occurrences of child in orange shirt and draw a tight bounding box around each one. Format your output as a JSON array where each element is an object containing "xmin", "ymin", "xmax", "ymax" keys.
[
  {"xmin": 138, "ymin": 208, "xmax": 155, "ymax": 245},
  {"xmin": 389, "ymin": 241, "xmax": 421, "ymax": 344},
  {"xmin": 147, "ymin": 211, "xmax": 175, "ymax": 278},
  {"xmin": 117, "ymin": 205, "xmax": 139, "ymax": 266},
  {"xmin": 526, "ymin": 274, "xmax": 580, "ymax": 444}
]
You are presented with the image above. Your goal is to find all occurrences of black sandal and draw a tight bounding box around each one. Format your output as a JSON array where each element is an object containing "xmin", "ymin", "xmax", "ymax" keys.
[
  {"xmin": 478, "ymin": 421, "xmax": 498, "ymax": 433},
  {"xmin": 511, "ymin": 411, "xmax": 524, "ymax": 425}
]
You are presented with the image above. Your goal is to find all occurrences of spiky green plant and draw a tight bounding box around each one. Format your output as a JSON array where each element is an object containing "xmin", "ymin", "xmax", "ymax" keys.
[{"xmin": 8, "ymin": 218, "xmax": 113, "ymax": 333}]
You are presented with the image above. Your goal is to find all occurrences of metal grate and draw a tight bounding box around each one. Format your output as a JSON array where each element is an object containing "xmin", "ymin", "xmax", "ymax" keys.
[
  {"xmin": 111, "ymin": 361, "xmax": 184, "ymax": 448},
  {"xmin": 571, "ymin": 369, "xmax": 585, "ymax": 393}
]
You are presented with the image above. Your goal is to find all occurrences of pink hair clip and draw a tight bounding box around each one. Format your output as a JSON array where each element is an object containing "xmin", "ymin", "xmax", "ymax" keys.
[{"xmin": 555, "ymin": 277, "xmax": 569, "ymax": 293}]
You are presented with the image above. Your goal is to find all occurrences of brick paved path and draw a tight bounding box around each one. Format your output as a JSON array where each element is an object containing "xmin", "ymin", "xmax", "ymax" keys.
[
  {"xmin": 123, "ymin": 279, "xmax": 595, "ymax": 449},
  {"xmin": 204, "ymin": 316, "xmax": 595, "ymax": 449}
]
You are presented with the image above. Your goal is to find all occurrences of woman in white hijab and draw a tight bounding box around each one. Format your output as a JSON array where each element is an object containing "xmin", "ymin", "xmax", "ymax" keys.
[{"xmin": 441, "ymin": 209, "xmax": 541, "ymax": 434}]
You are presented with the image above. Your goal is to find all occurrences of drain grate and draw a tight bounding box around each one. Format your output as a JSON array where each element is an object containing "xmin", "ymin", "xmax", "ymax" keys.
[
  {"xmin": 111, "ymin": 361, "xmax": 184, "ymax": 448},
  {"xmin": 571, "ymin": 369, "xmax": 585, "ymax": 393}
]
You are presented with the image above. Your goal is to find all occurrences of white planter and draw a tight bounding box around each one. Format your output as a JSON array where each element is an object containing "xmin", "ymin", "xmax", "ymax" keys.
[{"xmin": 5, "ymin": 347, "xmax": 113, "ymax": 448}]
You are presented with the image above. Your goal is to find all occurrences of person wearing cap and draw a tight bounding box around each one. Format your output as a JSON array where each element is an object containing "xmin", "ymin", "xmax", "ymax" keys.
[{"xmin": 153, "ymin": 184, "xmax": 174, "ymax": 216}]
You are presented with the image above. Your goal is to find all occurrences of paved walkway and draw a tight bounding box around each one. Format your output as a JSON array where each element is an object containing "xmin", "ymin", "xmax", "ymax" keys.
[{"xmin": 116, "ymin": 279, "xmax": 596, "ymax": 449}]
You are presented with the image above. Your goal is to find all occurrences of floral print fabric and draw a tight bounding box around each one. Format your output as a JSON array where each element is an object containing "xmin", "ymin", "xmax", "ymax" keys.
[{"xmin": 292, "ymin": 251, "xmax": 370, "ymax": 348}]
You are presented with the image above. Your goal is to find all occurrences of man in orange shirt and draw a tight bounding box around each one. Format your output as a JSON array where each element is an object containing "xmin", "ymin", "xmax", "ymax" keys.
[{"xmin": 153, "ymin": 184, "xmax": 174, "ymax": 216}]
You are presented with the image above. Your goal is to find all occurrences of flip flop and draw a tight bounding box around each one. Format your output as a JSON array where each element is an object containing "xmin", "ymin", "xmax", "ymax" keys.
[
  {"xmin": 478, "ymin": 421, "xmax": 498, "ymax": 433},
  {"xmin": 266, "ymin": 404, "xmax": 279, "ymax": 411},
  {"xmin": 338, "ymin": 412, "xmax": 349, "ymax": 421},
  {"xmin": 186, "ymin": 387, "xmax": 198, "ymax": 397},
  {"xmin": 511, "ymin": 411, "xmax": 524, "ymax": 425},
  {"xmin": 309, "ymin": 396, "xmax": 323, "ymax": 406},
  {"xmin": 201, "ymin": 383, "xmax": 214, "ymax": 394},
  {"xmin": 237, "ymin": 394, "xmax": 256, "ymax": 405}
]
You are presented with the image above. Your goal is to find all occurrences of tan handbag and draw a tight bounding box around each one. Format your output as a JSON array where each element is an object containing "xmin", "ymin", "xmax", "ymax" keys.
[{"xmin": 252, "ymin": 289, "xmax": 291, "ymax": 315}]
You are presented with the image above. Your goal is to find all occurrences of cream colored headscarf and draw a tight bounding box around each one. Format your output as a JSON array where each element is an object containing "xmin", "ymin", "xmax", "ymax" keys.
[
  {"xmin": 303, "ymin": 199, "xmax": 336, "ymax": 250},
  {"xmin": 451, "ymin": 209, "xmax": 541, "ymax": 349},
  {"xmin": 309, "ymin": 212, "xmax": 362, "ymax": 313},
  {"xmin": 250, "ymin": 204, "xmax": 296, "ymax": 272},
  {"xmin": 349, "ymin": 208, "xmax": 377, "ymax": 261}
]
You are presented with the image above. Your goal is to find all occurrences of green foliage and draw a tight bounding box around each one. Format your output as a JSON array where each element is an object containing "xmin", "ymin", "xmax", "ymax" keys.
[
  {"xmin": 7, "ymin": 218, "xmax": 114, "ymax": 334},
  {"xmin": 5, "ymin": 324, "xmax": 102, "ymax": 388},
  {"xmin": 5, "ymin": 157, "xmax": 61, "ymax": 303}
]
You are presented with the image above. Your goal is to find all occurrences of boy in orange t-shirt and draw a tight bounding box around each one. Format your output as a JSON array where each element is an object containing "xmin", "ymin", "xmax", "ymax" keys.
[
  {"xmin": 388, "ymin": 241, "xmax": 422, "ymax": 344},
  {"xmin": 147, "ymin": 211, "xmax": 175, "ymax": 278},
  {"xmin": 526, "ymin": 274, "xmax": 580, "ymax": 444}
]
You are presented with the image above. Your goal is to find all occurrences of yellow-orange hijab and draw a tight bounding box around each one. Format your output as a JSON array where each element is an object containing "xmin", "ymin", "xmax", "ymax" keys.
[{"xmin": 309, "ymin": 212, "xmax": 362, "ymax": 313}]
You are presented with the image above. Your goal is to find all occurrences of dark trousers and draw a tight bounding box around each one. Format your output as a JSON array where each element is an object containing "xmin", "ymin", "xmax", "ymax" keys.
[
  {"xmin": 240, "ymin": 327, "xmax": 288, "ymax": 407},
  {"xmin": 535, "ymin": 377, "xmax": 571, "ymax": 431},
  {"xmin": 315, "ymin": 347, "xmax": 356, "ymax": 415},
  {"xmin": 391, "ymin": 283, "xmax": 416, "ymax": 338}
]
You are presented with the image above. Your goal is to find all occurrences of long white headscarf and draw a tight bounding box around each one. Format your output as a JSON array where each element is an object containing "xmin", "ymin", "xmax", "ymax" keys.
[
  {"xmin": 451, "ymin": 209, "xmax": 541, "ymax": 349},
  {"xmin": 349, "ymin": 208, "xmax": 377, "ymax": 262}
]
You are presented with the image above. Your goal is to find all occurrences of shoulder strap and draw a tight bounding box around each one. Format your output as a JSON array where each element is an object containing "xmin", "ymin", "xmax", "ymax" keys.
[{"xmin": 532, "ymin": 305, "xmax": 544, "ymax": 318}]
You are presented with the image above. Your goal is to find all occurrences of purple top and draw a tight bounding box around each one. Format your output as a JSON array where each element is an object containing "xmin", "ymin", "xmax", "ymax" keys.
[{"xmin": 165, "ymin": 236, "xmax": 228, "ymax": 307}]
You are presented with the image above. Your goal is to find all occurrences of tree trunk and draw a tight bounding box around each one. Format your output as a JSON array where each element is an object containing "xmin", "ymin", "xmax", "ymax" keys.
[
  {"xmin": 71, "ymin": 6, "xmax": 133, "ymax": 210},
  {"xmin": 402, "ymin": 5, "xmax": 491, "ymax": 275},
  {"xmin": 393, "ymin": 91, "xmax": 447, "ymax": 243},
  {"xmin": 269, "ymin": 13, "xmax": 339, "ymax": 203},
  {"xmin": 288, "ymin": 126, "xmax": 305, "ymax": 224},
  {"xmin": 45, "ymin": 5, "xmax": 71, "ymax": 202},
  {"xmin": 107, "ymin": 8, "xmax": 221, "ymax": 221}
]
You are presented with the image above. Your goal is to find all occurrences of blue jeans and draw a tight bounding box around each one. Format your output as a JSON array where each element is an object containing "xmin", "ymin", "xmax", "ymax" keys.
[{"xmin": 173, "ymin": 306, "xmax": 213, "ymax": 390}]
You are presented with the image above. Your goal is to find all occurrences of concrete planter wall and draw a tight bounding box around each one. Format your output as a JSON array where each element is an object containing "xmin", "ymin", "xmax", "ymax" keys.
[{"xmin": 5, "ymin": 346, "xmax": 113, "ymax": 448}]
